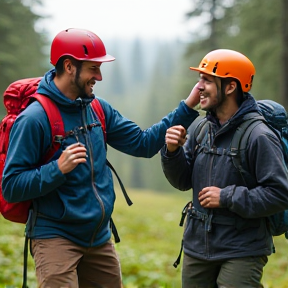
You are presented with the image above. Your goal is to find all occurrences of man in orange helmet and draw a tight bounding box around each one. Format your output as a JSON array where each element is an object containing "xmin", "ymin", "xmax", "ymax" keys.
[
  {"xmin": 161, "ymin": 49, "xmax": 288, "ymax": 287},
  {"xmin": 2, "ymin": 28, "xmax": 200, "ymax": 287}
]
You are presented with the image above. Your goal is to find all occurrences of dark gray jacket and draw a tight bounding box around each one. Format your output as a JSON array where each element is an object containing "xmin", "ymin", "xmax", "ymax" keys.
[{"xmin": 161, "ymin": 94, "xmax": 288, "ymax": 260}]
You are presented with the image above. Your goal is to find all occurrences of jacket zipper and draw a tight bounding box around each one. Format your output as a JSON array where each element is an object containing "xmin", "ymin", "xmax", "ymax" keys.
[
  {"xmin": 205, "ymin": 123, "xmax": 228, "ymax": 258},
  {"xmin": 80, "ymin": 103, "xmax": 105, "ymax": 246},
  {"xmin": 206, "ymin": 125, "xmax": 216, "ymax": 258}
]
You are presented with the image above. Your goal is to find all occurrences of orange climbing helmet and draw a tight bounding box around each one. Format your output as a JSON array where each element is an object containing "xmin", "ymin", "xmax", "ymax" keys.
[
  {"xmin": 190, "ymin": 49, "xmax": 255, "ymax": 92},
  {"xmin": 50, "ymin": 28, "xmax": 115, "ymax": 66}
]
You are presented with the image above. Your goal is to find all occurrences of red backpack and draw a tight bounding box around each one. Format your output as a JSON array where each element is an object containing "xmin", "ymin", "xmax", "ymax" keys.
[
  {"xmin": 0, "ymin": 77, "xmax": 107, "ymax": 224},
  {"xmin": 0, "ymin": 78, "xmax": 133, "ymax": 288},
  {"xmin": 1, "ymin": 77, "xmax": 134, "ymax": 288}
]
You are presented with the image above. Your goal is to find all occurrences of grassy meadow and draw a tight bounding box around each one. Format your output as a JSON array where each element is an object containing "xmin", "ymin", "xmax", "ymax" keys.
[{"xmin": 0, "ymin": 188, "xmax": 288, "ymax": 287}]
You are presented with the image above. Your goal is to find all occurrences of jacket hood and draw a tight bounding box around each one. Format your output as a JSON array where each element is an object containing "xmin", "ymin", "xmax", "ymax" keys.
[{"xmin": 37, "ymin": 69, "xmax": 94, "ymax": 109}]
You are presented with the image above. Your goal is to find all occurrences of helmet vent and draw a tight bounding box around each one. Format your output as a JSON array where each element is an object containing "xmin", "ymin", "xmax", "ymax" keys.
[
  {"xmin": 212, "ymin": 62, "xmax": 218, "ymax": 73},
  {"xmin": 83, "ymin": 45, "xmax": 88, "ymax": 56},
  {"xmin": 246, "ymin": 75, "xmax": 254, "ymax": 88}
]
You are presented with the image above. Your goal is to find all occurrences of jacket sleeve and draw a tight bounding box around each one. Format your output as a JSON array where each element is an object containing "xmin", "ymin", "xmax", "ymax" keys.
[
  {"xmin": 98, "ymin": 98, "xmax": 199, "ymax": 158},
  {"xmin": 220, "ymin": 124, "xmax": 288, "ymax": 218},
  {"xmin": 2, "ymin": 102, "xmax": 66, "ymax": 202},
  {"xmin": 160, "ymin": 146, "xmax": 192, "ymax": 191},
  {"xmin": 160, "ymin": 118, "xmax": 201, "ymax": 191}
]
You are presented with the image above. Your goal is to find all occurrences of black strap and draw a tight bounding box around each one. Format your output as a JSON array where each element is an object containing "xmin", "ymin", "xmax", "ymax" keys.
[
  {"xmin": 22, "ymin": 206, "xmax": 37, "ymax": 288},
  {"xmin": 106, "ymin": 159, "xmax": 133, "ymax": 206},
  {"xmin": 174, "ymin": 202, "xmax": 192, "ymax": 268},
  {"xmin": 192, "ymin": 117, "xmax": 208, "ymax": 145},
  {"xmin": 22, "ymin": 236, "xmax": 29, "ymax": 288},
  {"xmin": 179, "ymin": 201, "xmax": 192, "ymax": 227},
  {"xmin": 110, "ymin": 218, "xmax": 120, "ymax": 243},
  {"xmin": 230, "ymin": 116, "xmax": 264, "ymax": 188},
  {"xmin": 230, "ymin": 115, "xmax": 264, "ymax": 151},
  {"xmin": 173, "ymin": 240, "xmax": 183, "ymax": 268},
  {"xmin": 106, "ymin": 159, "xmax": 132, "ymax": 243}
]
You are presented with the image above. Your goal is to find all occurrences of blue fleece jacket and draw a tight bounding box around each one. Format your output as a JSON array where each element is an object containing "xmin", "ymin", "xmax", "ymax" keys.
[{"xmin": 2, "ymin": 69, "xmax": 199, "ymax": 247}]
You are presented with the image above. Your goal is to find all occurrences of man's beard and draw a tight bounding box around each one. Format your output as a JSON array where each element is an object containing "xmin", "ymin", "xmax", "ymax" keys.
[
  {"xmin": 74, "ymin": 71, "xmax": 88, "ymax": 98},
  {"xmin": 206, "ymin": 87, "xmax": 226, "ymax": 113}
]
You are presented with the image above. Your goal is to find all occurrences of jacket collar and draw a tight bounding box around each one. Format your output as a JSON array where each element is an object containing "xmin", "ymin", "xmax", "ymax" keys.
[
  {"xmin": 206, "ymin": 93, "xmax": 260, "ymax": 128},
  {"xmin": 37, "ymin": 69, "xmax": 95, "ymax": 109}
]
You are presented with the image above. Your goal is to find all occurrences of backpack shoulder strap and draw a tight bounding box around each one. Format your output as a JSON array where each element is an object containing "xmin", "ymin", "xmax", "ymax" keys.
[
  {"xmin": 231, "ymin": 117, "xmax": 263, "ymax": 151},
  {"xmin": 230, "ymin": 113, "xmax": 265, "ymax": 187},
  {"xmin": 195, "ymin": 117, "xmax": 208, "ymax": 143},
  {"xmin": 187, "ymin": 115, "xmax": 208, "ymax": 145},
  {"xmin": 90, "ymin": 98, "xmax": 133, "ymax": 208},
  {"xmin": 90, "ymin": 98, "xmax": 132, "ymax": 243},
  {"xmin": 91, "ymin": 98, "xmax": 106, "ymax": 142},
  {"xmin": 32, "ymin": 93, "xmax": 65, "ymax": 162}
]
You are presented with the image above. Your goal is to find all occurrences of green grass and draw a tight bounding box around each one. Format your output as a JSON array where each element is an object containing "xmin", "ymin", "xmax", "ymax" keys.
[{"xmin": 0, "ymin": 189, "xmax": 288, "ymax": 287}]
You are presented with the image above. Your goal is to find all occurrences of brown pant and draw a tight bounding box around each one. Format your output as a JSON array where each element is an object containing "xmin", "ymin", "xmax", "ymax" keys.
[{"xmin": 31, "ymin": 237, "xmax": 123, "ymax": 288}]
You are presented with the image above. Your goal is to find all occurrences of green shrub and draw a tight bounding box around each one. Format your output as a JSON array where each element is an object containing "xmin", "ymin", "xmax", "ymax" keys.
[{"xmin": 0, "ymin": 189, "xmax": 287, "ymax": 287}]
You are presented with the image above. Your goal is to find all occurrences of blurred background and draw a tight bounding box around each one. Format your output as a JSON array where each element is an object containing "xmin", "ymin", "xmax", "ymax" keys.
[
  {"xmin": 1, "ymin": 1, "xmax": 288, "ymax": 287},
  {"xmin": 1, "ymin": 0, "xmax": 287, "ymax": 192}
]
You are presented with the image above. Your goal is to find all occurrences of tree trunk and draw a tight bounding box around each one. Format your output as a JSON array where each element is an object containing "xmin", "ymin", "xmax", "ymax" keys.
[{"xmin": 210, "ymin": 0, "xmax": 218, "ymax": 50}]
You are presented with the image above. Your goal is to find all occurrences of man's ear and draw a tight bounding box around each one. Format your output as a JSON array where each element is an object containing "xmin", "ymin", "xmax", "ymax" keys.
[
  {"xmin": 63, "ymin": 59, "xmax": 74, "ymax": 74},
  {"xmin": 226, "ymin": 80, "xmax": 237, "ymax": 95}
]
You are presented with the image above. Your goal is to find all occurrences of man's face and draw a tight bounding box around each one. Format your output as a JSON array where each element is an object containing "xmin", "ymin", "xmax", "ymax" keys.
[
  {"xmin": 74, "ymin": 61, "xmax": 102, "ymax": 97},
  {"xmin": 197, "ymin": 73, "xmax": 224, "ymax": 111}
]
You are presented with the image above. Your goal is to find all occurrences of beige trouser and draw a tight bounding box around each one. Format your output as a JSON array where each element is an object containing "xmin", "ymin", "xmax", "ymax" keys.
[{"xmin": 31, "ymin": 237, "xmax": 123, "ymax": 288}]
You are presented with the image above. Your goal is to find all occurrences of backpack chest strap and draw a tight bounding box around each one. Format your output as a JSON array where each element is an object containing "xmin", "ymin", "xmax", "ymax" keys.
[{"xmin": 200, "ymin": 146, "xmax": 237, "ymax": 156}]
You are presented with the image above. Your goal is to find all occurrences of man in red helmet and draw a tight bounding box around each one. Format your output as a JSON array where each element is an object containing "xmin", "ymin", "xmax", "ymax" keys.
[
  {"xmin": 161, "ymin": 49, "xmax": 288, "ymax": 287},
  {"xmin": 2, "ymin": 28, "xmax": 200, "ymax": 287}
]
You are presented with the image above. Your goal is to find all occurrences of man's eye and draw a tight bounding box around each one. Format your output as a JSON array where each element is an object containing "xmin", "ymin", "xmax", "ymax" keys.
[{"xmin": 198, "ymin": 77, "xmax": 212, "ymax": 83}]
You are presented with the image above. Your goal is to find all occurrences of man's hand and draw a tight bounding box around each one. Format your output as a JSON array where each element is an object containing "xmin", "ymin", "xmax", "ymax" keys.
[
  {"xmin": 165, "ymin": 125, "xmax": 187, "ymax": 153},
  {"xmin": 198, "ymin": 186, "xmax": 221, "ymax": 208},
  {"xmin": 58, "ymin": 143, "xmax": 87, "ymax": 174},
  {"xmin": 185, "ymin": 82, "xmax": 200, "ymax": 108}
]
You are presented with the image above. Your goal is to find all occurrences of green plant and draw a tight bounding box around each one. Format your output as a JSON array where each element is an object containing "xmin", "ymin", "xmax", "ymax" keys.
[{"xmin": 0, "ymin": 188, "xmax": 288, "ymax": 287}]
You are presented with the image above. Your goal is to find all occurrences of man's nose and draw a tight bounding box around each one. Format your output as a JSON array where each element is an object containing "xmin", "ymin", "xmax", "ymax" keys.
[
  {"xmin": 197, "ymin": 80, "xmax": 204, "ymax": 90},
  {"xmin": 95, "ymin": 71, "xmax": 102, "ymax": 81}
]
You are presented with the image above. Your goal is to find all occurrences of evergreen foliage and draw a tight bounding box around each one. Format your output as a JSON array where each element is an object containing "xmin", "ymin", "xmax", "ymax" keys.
[
  {"xmin": 0, "ymin": 0, "xmax": 49, "ymax": 116},
  {"xmin": 184, "ymin": 0, "xmax": 286, "ymax": 108},
  {"xmin": 0, "ymin": 0, "xmax": 286, "ymax": 191}
]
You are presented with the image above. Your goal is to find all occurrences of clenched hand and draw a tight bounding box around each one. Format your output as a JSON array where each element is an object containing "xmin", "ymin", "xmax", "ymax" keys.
[
  {"xmin": 198, "ymin": 186, "xmax": 221, "ymax": 208},
  {"xmin": 58, "ymin": 143, "xmax": 87, "ymax": 174},
  {"xmin": 165, "ymin": 125, "xmax": 187, "ymax": 153}
]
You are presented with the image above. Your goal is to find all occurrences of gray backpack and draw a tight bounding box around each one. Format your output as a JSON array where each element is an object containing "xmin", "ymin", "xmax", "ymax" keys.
[{"xmin": 194, "ymin": 100, "xmax": 288, "ymax": 239}]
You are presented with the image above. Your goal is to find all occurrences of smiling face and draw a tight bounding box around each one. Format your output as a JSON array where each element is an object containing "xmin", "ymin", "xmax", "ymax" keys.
[
  {"xmin": 197, "ymin": 73, "xmax": 225, "ymax": 112},
  {"xmin": 73, "ymin": 61, "xmax": 102, "ymax": 97}
]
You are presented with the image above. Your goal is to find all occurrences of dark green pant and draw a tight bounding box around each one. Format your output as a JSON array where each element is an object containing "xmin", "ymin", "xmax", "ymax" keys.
[{"xmin": 182, "ymin": 253, "xmax": 268, "ymax": 288}]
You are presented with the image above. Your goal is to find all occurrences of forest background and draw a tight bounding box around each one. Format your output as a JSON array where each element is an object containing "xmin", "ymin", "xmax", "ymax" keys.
[
  {"xmin": 1, "ymin": 0, "xmax": 288, "ymax": 192},
  {"xmin": 0, "ymin": 0, "xmax": 288, "ymax": 287}
]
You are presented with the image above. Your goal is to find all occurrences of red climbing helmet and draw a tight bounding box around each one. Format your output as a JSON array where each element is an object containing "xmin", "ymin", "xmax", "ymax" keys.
[
  {"xmin": 50, "ymin": 28, "xmax": 115, "ymax": 66},
  {"xmin": 190, "ymin": 49, "xmax": 255, "ymax": 92}
]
